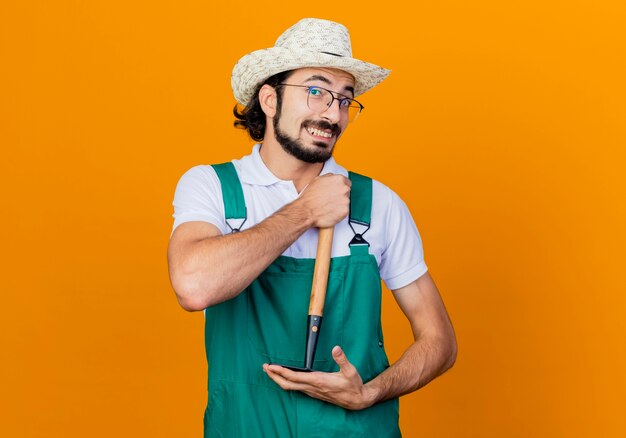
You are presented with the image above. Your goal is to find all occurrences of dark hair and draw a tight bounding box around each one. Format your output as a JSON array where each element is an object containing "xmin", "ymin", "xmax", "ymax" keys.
[{"xmin": 233, "ymin": 70, "xmax": 293, "ymax": 142}]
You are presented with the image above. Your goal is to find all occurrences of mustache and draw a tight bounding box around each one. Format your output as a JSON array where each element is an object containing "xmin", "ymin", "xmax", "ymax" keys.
[{"xmin": 303, "ymin": 120, "xmax": 342, "ymax": 137}]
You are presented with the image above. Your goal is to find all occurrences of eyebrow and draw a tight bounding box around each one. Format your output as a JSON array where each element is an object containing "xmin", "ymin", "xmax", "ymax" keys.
[{"xmin": 303, "ymin": 75, "xmax": 355, "ymax": 97}]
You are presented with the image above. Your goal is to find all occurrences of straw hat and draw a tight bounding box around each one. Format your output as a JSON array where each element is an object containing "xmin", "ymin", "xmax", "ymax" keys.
[{"xmin": 231, "ymin": 18, "xmax": 391, "ymax": 106}]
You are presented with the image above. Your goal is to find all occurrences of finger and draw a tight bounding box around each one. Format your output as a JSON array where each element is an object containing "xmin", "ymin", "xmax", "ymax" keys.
[
  {"xmin": 264, "ymin": 366, "xmax": 314, "ymax": 392},
  {"xmin": 264, "ymin": 369, "xmax": 340, "ymax": 405},
  {"xmin": 265, "ymin": 364, "xmax": 319, "ymax": 384},
  {"xmin": 332, "ymin": 346, "xmax": 357, "ymax": 376}
]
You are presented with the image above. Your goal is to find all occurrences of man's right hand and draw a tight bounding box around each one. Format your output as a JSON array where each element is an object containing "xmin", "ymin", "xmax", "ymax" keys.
[{"xmin": 295, "ymin": 174, "xmax": 351, "ymax": 228}]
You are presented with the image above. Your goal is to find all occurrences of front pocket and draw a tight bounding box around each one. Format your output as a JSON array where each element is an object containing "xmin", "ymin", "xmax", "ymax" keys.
[{"xmin": 247, "ymin": 270, "xmax": 344, "ymax": 367}]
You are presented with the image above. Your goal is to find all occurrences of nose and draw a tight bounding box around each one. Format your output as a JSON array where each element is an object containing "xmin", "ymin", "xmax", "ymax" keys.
[{"xmin": 320, "ymin": 97, "xmax": 342, "ymax": 124}]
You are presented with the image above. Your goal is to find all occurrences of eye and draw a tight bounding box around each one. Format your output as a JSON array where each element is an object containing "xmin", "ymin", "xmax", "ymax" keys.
[
  {"xmin": 338, "ymin": 98, "xmax": 352, "ymax": 108},
  {"xmin": 307, "ymin": 87, "xmax": 324, "ymax": 98}
]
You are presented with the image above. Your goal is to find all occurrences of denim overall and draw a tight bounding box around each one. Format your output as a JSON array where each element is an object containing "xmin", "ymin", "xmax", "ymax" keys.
[{"xmin": 204, "ymin": 163, "xmax": 401, "ymax": 437}]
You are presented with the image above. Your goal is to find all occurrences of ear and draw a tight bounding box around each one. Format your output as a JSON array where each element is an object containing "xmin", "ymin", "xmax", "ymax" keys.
[{"xmin": 259, "ymin": 84, "xmax": 278, "ymax": 118}]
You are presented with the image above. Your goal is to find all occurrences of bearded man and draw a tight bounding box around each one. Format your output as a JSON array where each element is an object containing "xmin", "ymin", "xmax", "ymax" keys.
[{"xmin": 168, "ymin": 18, "xmax": 457, "ymax": 437}]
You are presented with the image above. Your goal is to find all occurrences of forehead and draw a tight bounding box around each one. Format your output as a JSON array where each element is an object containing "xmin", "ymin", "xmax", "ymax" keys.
[{"xmin": 288, "ymin": 67, "xmax": 356, "ymax": 89}]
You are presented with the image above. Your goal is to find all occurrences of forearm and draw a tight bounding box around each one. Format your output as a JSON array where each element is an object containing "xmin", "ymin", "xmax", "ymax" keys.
[
  {"xmin": 363, "ymin": 332, "xmax": 457, "ymax": 407},
  {"xmin": 171, "ymin": 199, "xmax": 313, "ymax": 310}
]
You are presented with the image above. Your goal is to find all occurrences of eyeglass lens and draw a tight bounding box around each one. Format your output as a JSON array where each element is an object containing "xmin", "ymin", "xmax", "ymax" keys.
[{"xmin": 306, "ymin": 87, "xmax": 362, "ymax": 121}]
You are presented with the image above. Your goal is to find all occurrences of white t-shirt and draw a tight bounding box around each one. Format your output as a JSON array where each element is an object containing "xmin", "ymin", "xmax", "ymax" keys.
[{"xmin": 172, "ymin": 144, "xmax": 428, "ymax": 290}]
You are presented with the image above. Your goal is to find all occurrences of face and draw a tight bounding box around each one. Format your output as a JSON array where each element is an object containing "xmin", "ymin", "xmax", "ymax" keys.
[{"xmin": 271, "ymin": 68, "xmax": 355, "ymax": 163}]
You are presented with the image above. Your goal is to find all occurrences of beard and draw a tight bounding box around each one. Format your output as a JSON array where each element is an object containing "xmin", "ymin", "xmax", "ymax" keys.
[{"xmin": 272, "ymin": 108, "xmax": 342, "ymax": 164}]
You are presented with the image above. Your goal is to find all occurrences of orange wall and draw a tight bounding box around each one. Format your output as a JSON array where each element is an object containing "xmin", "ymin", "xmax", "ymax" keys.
[{"xmin": 1, "ymin": 1, "xmax": 625, "ymax": 437}]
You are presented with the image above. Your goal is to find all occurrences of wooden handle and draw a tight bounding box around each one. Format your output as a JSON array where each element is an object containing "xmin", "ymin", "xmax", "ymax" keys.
[{"xmin": 308, "ymin": 227, "xmax": 334, "ymax": 316}]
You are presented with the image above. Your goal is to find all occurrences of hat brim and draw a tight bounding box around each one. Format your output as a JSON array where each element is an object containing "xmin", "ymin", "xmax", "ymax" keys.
[{"xmin": 232, "ymin": 47, "xmax": 391, "ymax": 106}]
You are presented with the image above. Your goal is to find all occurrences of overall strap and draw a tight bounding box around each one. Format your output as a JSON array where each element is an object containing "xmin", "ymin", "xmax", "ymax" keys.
[
  {"xmin": 211, "ymin": 162, "xmax": 247, "ymax": 232},
  {"xmin": 348, "ymin": 171, "xmax": 373, "ymax": 255}
]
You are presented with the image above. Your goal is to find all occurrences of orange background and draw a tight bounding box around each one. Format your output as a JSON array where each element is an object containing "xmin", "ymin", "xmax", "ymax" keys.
[{"xmin": 2, "ymin": 1, "xmax": 625, "ymax": 437}]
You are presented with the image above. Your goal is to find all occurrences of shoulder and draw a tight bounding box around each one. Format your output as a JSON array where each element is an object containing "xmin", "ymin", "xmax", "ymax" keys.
[
  {"xmin": 372, "ymin": 178, "xmax": 399, "ymax": 205},
  {"xmin": 351, "ymin": 172, "xmax": 419, "ymax": 242},
  {"xmin": 348, "ymin": 170, "xmax": 407, "ymax": 214},
  {"xmin": 370, "ymin": 178, "xmax": 417, "ymax": 237},
  {"xmin": 175, "ymin": 164, "xmax": 231, "ymax": 195},
  {"xmin": 177, "ymin": 164, "xmax": 219, "ymax": 185}
]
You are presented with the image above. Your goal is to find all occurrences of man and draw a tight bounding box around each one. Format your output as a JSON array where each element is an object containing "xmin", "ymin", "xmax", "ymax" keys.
[{"xmin": 168, "ymin": 18, "xmax": 456, "ymax": 437}]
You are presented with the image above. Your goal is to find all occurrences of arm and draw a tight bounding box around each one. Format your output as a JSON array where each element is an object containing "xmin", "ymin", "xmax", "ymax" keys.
[
  {"xmin": 263, "ymin": 271, "xmax": 457, "ymax": 409},
  {"xmin": 167, "ymin": 173, "xmax": 351, "ymax": 311},
  {"xmin": 364, "ymin": 271, "xmax": 457, "ymax": 404}
]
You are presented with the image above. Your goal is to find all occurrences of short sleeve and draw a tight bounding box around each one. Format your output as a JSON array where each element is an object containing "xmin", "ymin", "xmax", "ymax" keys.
[
  {"xmin": 171, "ymin": 165, "xmax": 229, "ymax": 235},
  {"xmin": 378, "ymin": 187, "xmax": 428, "ymax": 290}
]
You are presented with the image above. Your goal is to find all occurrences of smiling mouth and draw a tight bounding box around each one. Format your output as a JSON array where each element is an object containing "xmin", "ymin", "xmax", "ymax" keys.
[{"xmin": 306, "ymin": 127, "xmax": 333, "ymax": 138}]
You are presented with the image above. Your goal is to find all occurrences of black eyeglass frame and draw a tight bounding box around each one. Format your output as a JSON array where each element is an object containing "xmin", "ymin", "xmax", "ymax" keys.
[{"xmin": 276, "ymin": 83, "xmax": 365, "ymax": 121}]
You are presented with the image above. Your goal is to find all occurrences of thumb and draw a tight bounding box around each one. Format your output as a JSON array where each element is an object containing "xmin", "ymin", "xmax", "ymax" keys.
[{"xmin": 332, "ymin": 346, "xmax": 355, "ymax": 375}]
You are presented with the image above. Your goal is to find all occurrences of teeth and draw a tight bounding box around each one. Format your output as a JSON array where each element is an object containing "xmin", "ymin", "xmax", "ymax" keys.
[{"xmin": 307, "ymin": 127, "xmax": 332, "ymax": 138}]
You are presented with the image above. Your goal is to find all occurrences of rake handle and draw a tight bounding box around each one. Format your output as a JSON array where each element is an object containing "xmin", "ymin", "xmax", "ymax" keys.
[{"xmin": 308, "ymin": 227, "xmax": 334, "ymax": 316}]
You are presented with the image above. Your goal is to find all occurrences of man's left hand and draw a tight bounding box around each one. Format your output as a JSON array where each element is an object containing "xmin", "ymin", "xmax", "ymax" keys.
[{"xmin": 263, "ymin": 345, "xmax": 376, "ymax": 410}]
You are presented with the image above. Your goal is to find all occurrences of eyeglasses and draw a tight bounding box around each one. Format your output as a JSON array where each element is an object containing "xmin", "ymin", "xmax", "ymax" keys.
[{"xmin": 277, "ymin": 84, "xmax": 364, "ymax": 122}]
